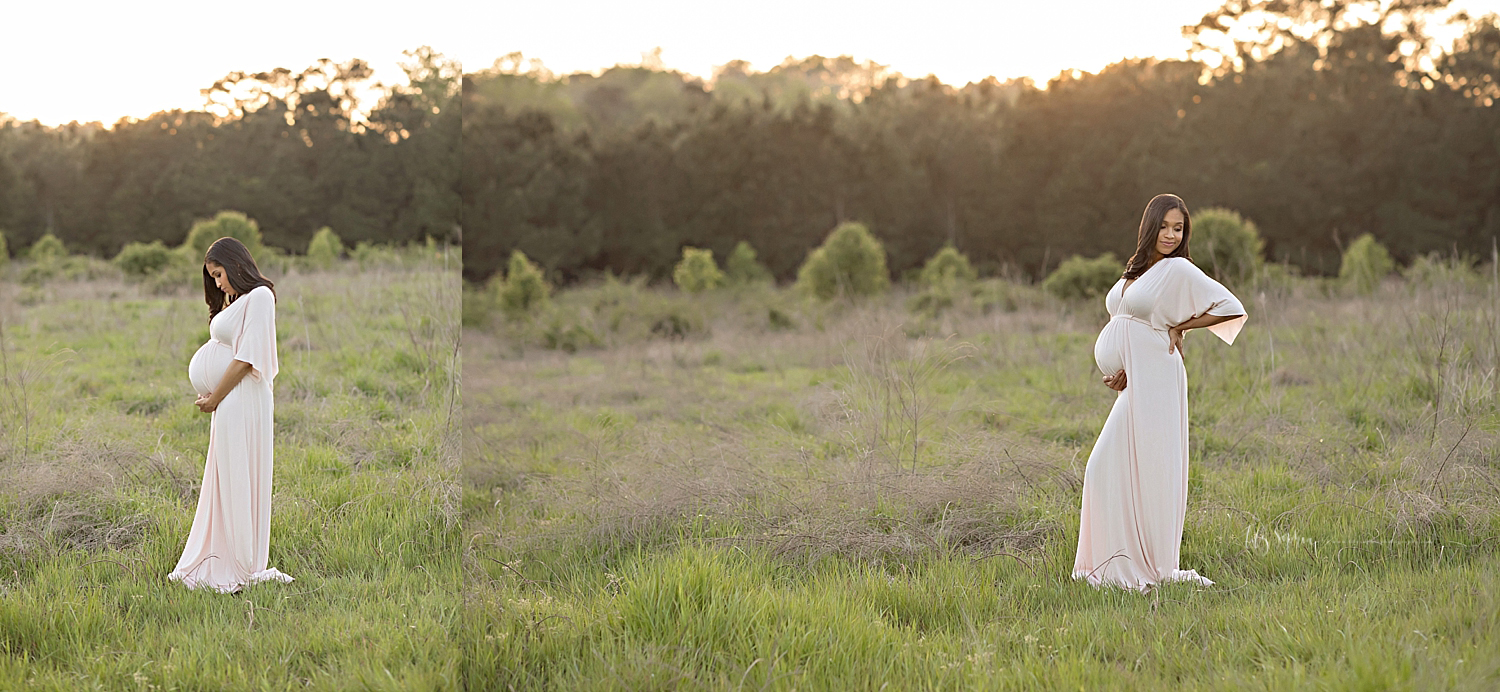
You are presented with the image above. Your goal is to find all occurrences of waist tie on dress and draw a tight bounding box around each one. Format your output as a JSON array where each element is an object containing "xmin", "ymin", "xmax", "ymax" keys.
[{"xmin": 1110, "ymin": 314, "xmax": 1162, "ymax": 331}]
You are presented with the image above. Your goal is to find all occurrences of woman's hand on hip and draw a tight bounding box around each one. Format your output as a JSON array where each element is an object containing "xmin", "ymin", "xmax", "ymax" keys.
[
  {"xmin": 1168, "ymin": 327, "xmax": 1185, "ymax": 355},
  {"xmin": 1103, "ymin": 369, "xmax": 1127, "ymax": 391}
]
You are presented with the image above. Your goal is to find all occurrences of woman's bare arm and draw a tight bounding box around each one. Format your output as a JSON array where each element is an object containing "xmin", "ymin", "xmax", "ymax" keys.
[{"xmin": 196, "ymin": 360, "xmax": 254, "ymax": 412}]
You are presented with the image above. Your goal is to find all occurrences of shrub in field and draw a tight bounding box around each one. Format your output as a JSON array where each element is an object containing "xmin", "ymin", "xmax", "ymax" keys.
[
  {"xmin": 113, "ymin": 240, "xmax": 175, "ymax": 277},
  {"xmin": 1191, "ymin": 207, "xmax": 1264, "ymax": 284},
  {"xmin": 28, "ymin": 233, "xmax": 67, "ymax": 262},
  {"xmin": 18, "ymin": 233, "xmax": 71, "ymax": 284},
  {"xmin": 182, "ymin": 211, "xmax": 263, "ymax": 257},
  {"xmin": 499, "ymin": 250, "xmax": 550, "ymax": 320},
  {"xmin": 767, "ymin": 307, "xmax": 796, "ymax": 330},
  {"xmin": 1339, "ymin": 233, "xmax": 1395, "ymax": 294},
  {"xmin": 20, "ymin": 255, "xmax": 115, "ymax": 286},
  {"xmin": 918, "ymin": 245, "xmax": 978, "ymax": 287},
  {"xmin": 906, "ymin": 287, "xmax": 956, "ymax": 317},
  {"xmin": 974, "ymin": 278, "xmax": 1049, "ymax": 313},
  {"xmin": 543, "ymin": 314, "xmax": 601, "ymax": 353},
  {"xmin": 726, "ymin": 241, "xmax": 772, "ymax": 285},
  {"xmin": 909, "ymin": 245, "xmax": 978, "ymax": 316},
  {"xmin": 307, "ymin": 227, "xmax": 344, "ymax": 267},
  {"xmin": 796, "ymin": 221, "xmax": 890, "ymax": 300},
  {"xmin": 0, "ymin": 229, "xmax": 9, "ymax": 269},
  {"xmin": 1403, "ymin": 252, "xmax": 1481, "ymax": 288},
  {"xmin": 351, "ymin": 241, "xmax": 404, "ymax": 268},
  {"xmin": 1254, "ymin": 261, "xmax": 1302, "ymax": 298},
  {"xmin": 672, "ymin": 247, "xmax": 726, "ymax": 293},
  {"xmin": 1043, "ymin": 253, "xmax": 1121, "ymax": 300},
  {"xmin": 595, "ymin": 278, "xmax": 708, "ymax": 341}
]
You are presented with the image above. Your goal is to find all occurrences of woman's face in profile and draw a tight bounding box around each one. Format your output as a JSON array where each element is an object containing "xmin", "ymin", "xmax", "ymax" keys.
[
  {"xmin": 206, "ymin": 262, "xmax": 238, "ymax": 297},
  {"xmin": 1156, "ymin": 208, "xmax": 1185, "ymax": 259}
]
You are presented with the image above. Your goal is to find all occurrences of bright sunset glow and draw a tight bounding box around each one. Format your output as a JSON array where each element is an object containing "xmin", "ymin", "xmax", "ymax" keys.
[{"xmin": 3, "ymin": 0, "xmax": 1497, "ymax": 126}]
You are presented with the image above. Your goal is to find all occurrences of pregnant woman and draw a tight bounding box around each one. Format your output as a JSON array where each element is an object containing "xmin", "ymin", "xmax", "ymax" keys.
[
  {"xmin": 1073, "ymin": 194, "xmax": 1247, "ymax": 592},
  {"xmin": 170, "ymin": 237, "xmax": 293, "ymax": 593}
]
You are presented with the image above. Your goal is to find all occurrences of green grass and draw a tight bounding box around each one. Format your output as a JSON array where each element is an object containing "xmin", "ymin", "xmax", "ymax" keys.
[
  {"xmin": 0, "ymin": 249, "xmax": 460, "ymax": 690},
  {"xmin": 466, "ymin": 275, "xmax": 1500, "ymax": 690}
]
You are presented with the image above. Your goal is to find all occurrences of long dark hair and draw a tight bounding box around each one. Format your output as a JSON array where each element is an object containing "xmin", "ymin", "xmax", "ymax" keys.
[
  {"xmin": 1122, "ymin": 193, "xmax": 1193, "ymax": 280},
  {"xmin": 203, "ymin": 237, "xmax": 275, "ymax": 321}
]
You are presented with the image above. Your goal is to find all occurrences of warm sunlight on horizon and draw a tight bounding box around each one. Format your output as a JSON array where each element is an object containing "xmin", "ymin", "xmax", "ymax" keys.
[{"xmin": 4, "ymin": 0, "xmax": 1498, "ymax": 127}]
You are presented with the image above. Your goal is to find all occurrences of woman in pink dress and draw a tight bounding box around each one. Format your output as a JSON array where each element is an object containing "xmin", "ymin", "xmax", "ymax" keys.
[
  {"xmin": 171, "ymin": 237, "xmax": 293, "ymax": 593},
  {"xmin": 1073, "ymin": 194, "xmax": 1248, "ymax": 591}
]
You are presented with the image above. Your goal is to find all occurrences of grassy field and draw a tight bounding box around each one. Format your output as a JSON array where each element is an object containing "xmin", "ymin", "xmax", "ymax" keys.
[
  {"xmin": 0, "ymin": 249, "xmax": 461, "ymax": 690},
  {"xmin": 465, "ymin": 268, "xmax": 1500, "ymax": 690}
]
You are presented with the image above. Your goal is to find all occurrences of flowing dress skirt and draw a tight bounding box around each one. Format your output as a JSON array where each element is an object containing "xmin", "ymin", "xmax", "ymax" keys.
[{"xmin": 169, "ymin": 371, "xmax": 292, "ymax": 593}]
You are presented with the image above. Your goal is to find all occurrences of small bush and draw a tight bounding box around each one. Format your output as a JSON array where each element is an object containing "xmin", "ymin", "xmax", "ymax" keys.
[
  {"xmin": 307, "ymin": 227, "xmax": 344, "ymax": 267},
  {"xmin": 543, "ymin": 317, "xmax": 601, "ymax": 353},
  {"xmin": 499, "ymin": 250, "xmax": 550, "ymax": 320},
  {"xmin": 1339, "ymin": 234, "xmax": 1395, "ymax": 294},
  {"xmin": 726, "ymin": 241, "xmax": 772, "ymax": 285},
  {"xmin": 28, "ymin": 233, "xmax": 67, "ymax": 262},
  {"xmin": 919, "ymin": 245, "xmax": 977, "ymax": 287},
  {"xmin": 907, "ymin": 286, "xmax": 956, "ymax": 317},
  {"xmin": 974, "ymin": 279, "xmax": 1047, "ymax": 314},
  {"xmin": 672, "ymin": 247, "xmax": 726, "ymax": 293},
  {"xmin": 20, "ymin": 255, "xmax": 116, "ymax": 286},
  {"xmin": 1192, "ymin": 208, "xmax": 1264, "ymax": 284},
  {"xmin": 114, "ymin": 240, "xmax": 176, "ymax": 277},
  {"xmin": 0, "ymin": 229, "xmax": 9, "ymax": 269},
  {"xmin": 795, "ymin": 221, "xmax": 890, "ymax": 300},
  {"xmin": 597, "ymin": 281, "xmax": 708, "ymax": 341},
  {"xmin": 1403, "ymin": 252, "xmax": 1480, "ymax": 288},
  {"xmin": 182, "ymin": 211, "xmax": 264, "ymax": 257},
  {"xmin": 1253, "ymin": 262, "xmax": 1301, "ymax": 298},
  {"xmin": 767, "ymin": 307, "xmax": 796, "ymax": 331},
  {"xmin": 1043, "ymin": 253, "xmax": 1122, "ymax": 300},
  {"xmin": 352, "ymin": 241, "xmax": 404, "ymax": 268},
  {"xmin": 650, "ymin": 311, "xmax": 697, "ymax": 339}
]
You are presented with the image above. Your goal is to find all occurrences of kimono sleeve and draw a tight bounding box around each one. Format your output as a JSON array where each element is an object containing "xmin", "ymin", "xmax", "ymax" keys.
[
  {"xmin": 233, "ymin": 286, "xmax": 279, "ymax": 382},
  {"xmin": 1160, "ymin": 258, "xmax": 1248, "ymax": 345}
]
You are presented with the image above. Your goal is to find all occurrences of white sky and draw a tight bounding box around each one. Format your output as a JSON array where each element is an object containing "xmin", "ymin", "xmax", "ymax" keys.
[{"xmin": 3, "ymin": 0, "xmax": 1497, "ymax": 127}]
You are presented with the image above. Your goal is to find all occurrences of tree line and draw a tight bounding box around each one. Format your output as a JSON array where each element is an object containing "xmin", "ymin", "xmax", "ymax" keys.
[
  {"xmin": 462, "ymin": 0, "xmax": 1500, "ymax": 284},
  {"xmin": 0, "ymin": 47, "xmax": 459, "ymax": 259}
]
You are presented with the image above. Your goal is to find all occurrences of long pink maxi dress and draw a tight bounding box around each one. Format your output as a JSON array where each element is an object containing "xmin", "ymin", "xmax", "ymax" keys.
[
  {"xmin": 171, "ymin": 285, "xmax": 293, "ymax": 593},
  {"xmin": 1073, "ymin": 257, "xmax": 1247, "ymax": 591}
]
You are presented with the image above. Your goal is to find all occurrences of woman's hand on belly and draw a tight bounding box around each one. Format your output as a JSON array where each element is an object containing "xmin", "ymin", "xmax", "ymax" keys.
[
  {"xmin": 196, "ymin": 359, "xmax": 254, "ymax": 413},
  {"xmin": 1103, "ymin": 369, "xmax": 1127, "ymax": 391}
]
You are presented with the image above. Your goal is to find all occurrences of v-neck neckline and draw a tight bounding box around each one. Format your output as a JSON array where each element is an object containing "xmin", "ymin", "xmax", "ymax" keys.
[{"xmin": 1122, "ymin": 257, "xmax": 1168, "ymax": 297}]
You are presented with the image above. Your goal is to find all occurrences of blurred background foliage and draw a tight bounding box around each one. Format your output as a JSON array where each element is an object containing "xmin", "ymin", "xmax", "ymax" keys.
[
  {"xmin": 0, "ymin": 47, "xmax": 459, "ymax": 260},
  {"xmin": 461, "ymin": 0, "xmax": 1500, "ymax": 285}
]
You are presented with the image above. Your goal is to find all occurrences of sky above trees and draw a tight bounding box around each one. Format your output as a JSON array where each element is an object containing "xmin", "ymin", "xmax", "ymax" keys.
[{"xmin": 7, "ymin": 0, "xmax": 1497, "ymax": 126}]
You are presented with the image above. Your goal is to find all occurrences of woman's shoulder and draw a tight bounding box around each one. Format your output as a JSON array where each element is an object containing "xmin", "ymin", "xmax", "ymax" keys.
[
  {"xmin": 244, "ymin": 285, "xmax": 276, "ymax": 308},
  {"xmin": 1162, "ymin": 257, "xmax": 1206, "ymax": 276}
]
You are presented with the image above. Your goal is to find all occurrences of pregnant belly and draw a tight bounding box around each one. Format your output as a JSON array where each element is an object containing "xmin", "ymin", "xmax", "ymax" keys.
[
  {"xmin": 1094, "ymin": 318, "xmax": 1170, "ymax": 376},
  {"xmin": 1093, "ymin": 320, "xmax": 1128, "ymax": 376},
  {"xmin": 189, "ymin": 340, "xmax": 235, "ymax": 397}
]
